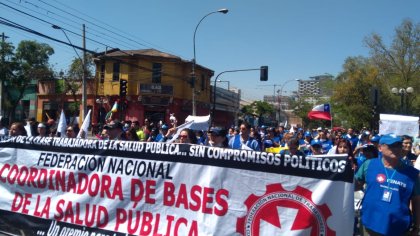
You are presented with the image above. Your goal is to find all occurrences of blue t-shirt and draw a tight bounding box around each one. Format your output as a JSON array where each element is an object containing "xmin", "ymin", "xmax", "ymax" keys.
[{"xmin": 355, "ymin": 158, "xmax": 419, "ymax": 235}]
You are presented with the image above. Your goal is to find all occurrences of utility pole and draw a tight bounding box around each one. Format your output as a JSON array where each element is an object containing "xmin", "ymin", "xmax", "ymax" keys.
[
  {"xmin": 82, "ymin": 24, "xmax": 87, "ymax": 120},
  {"xmin": 1, "ymin": 32, "xmax": 10, "ymax": 117}
]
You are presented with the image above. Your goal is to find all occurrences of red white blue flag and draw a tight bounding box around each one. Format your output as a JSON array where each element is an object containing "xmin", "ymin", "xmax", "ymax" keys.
[{"xmin": 308, "ymin": 104, "xmax": 332, "ymax": 120}]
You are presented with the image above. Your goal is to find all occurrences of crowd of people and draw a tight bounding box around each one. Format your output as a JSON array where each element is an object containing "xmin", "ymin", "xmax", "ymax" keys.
[{"xmin": 1, "ymin": 114, "xmax": 420, "ymax": 235}]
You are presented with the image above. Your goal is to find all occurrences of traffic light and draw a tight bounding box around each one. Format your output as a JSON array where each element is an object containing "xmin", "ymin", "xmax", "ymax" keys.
[
  {"xmin": 119, "ymin": 79, "xmax": 127, "ymax": 96},
  {"xmin": 260, "ymin": 66, "xmax": 268, "ymax": 81}
]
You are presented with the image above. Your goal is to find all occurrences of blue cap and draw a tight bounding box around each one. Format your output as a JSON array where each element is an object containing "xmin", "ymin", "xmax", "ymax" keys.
[
  {"xmin": 370, "ymin": 135, "xmax": 380, "ymax": 142},
  {"xmin": 310, "ymin": 139, "xmax": 322, "ymax": 147},
  {"xmin": 362, "ymin": 131, "xmax": 371, "ymax": 137},
  {"xmin": 304, "ymin": 131, "xmax": 312, "ymax": 137},
  {"xmin": 379, "ymin": 134, "xmax": 402, "ymax": 145},
  {"xmin": 161, "ymin": 124, "xmax": 169, "ymax": 130},
  {"xmin": 209, "ymin": 127, "xmax": 225, "ymax": 136}
]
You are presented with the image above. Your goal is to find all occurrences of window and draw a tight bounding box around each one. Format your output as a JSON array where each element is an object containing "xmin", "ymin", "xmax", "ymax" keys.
[
  {"xmin": 112, "ymin": 62, "xmax": 120, "ymax": 81},
  {"xmin": 201, "ymin": 74, "xmax": 205, "ymax": 91},
  {"xmin": 100, "ymin": 64, "xmax": 105, "ymax": 83},
  {"xmin": 152, "ymin": 63, "xmax": 162, "ymax": 83}
]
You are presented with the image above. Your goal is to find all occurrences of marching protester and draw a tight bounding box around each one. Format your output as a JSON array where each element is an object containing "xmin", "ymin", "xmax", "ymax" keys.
[
  {"xmin": 9, "ymin": 122, "xmax": 27, "ymax": 137},
  {"xmin": 65, "ymin": 125, "xmax": 76, "ymax": 138},
  {"xmin": 97, "ymin": 128, "xmax": 109, "ymax": 140},
  {"xmin": 206, "ymin": 127, "xmax": 228, "ymax": 148},
  {"xmin": 131, "ymin": 121, "xmax": 146, "ymax": 141},
  {"xmin": 401, "ymin": 135, "xmax": 417, "ymax": 166},
  {"xmin": 308, "ymin": 139, "xmax": 324, "ymax": 155},
  {"xmin": 103, "ymin": 120, "xmax": 125, "ymax": 140},
  {"xmin": 299, "ymin": 131, "xmax": 313, "ymax": 155},
  {"xmin": 335, "ymin": 138, "xmax": 355, "ymax": 170},
  {"xmin": 177, "ymin": 128, "xmax": 197, "ymax": 144},
  {"xmin": 262, "ymin": 127, "xmax": 280, "ymax": 151},
  {"xmin": 228, "ymin": 123, "xmax": 260, "ymax": 151},
  {"xmin": 355, "ymin": 134, "xmax": 420, "ymax": 236},
  {"xmin": 124, "ymin": 127, "xmax": 140, "ymax": 141},
  {"xmin": 314, "ymin": 129, "xmax": 333, "ymax": 154},
  {"xmin": 280, "ymin": 138, "xmax": 304, "ymax": 156},
  {"xmin": 36, "ymin": 122, "xmax": 48, "ymax": 137}
]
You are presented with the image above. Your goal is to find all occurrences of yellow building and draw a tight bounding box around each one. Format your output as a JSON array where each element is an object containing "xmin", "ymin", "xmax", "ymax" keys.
[{"xmin": 93, "ymin": 49, "xmax": 214, "ymax": 125}]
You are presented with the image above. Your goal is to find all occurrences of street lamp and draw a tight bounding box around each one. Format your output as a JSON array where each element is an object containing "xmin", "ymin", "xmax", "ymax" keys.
[
  {"xmin": 211, "ymin": 67, "xmax": 268, "ymax": 127},
  {"xmin": 278, "ymin": 79, "xmax": 300, "ymax": 123},
  {"xmin": 52, "ymin": 24, "xmax": 87, "ymax": 119},
  {"xmin": 391, "ymin": 87, "xmax": 414, "ymax": 114},
  {"xmin": 216, "ymin": 79, "xmax": 230, "ymax": 91},
  {"xmin": 191, "ymin": 8, "xmax": 228, "ymax": 116}
]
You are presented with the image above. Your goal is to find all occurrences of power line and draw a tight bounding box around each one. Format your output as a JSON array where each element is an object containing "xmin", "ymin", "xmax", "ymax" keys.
[
  {"xmin": 47, "ymin": 0, "xmax": 185, "ymax": 57},
  {"xmin": 37, "ymin": 0, "xmax": 150, "ymax": 48},
  {"xmin": 0, "ymin": 2, "xmax": 133, "ymax": 51},
  {"xmin": 0, "ymin": 17, "xmax": 97, "ymax": 54}
]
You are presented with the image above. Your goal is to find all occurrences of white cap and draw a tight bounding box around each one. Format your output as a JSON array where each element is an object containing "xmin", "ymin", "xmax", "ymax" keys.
[{"xmin": 38, "ymin": 123, "xmax": 46, "ymax": 128}]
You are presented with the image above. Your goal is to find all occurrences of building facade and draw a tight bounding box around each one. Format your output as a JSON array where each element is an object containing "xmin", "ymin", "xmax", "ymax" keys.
[
  {"xmin": 298, "ymin": 74, "xmax": 333, "ymax": 104},
  {"xmin": 93, "ymin": 49, "xmax": 214, "ymax": 126}
]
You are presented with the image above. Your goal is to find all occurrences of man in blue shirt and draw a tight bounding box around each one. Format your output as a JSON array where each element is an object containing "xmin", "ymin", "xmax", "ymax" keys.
[
  {"xmin": 228, "ymin": 123, "xmax": 260, "ymax": 151},
  {"xmin": 355, "ymin": 134, "xmax": 420, "ymax": 236}
]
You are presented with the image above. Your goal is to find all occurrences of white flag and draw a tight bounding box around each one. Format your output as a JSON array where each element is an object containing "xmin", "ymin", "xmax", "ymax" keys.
[
  {"xmin": 57, "ymin": 109, "xmax": 67, "ymax": 137},
  {"xmin": 77, "ymin": 109, "xmax": 91, "ymax": 139}
]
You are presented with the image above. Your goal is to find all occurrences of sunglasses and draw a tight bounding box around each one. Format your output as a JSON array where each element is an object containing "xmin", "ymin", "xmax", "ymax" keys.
[{"xmin": 179, "ymin": 135, "xmax": 188, "ymax": 139}]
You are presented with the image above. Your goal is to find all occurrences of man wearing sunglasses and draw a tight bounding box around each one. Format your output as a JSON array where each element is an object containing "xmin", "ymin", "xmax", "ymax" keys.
[{"xmin": 355, "ymin": 134, "xmax": 420, "ymax": 235}]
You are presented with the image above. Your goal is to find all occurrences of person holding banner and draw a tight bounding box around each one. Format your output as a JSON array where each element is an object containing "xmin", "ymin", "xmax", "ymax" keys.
[
  {"xmin": 355, "ymin": 134, "xmax": 420, "ymax": 236},
  {"xmin": 9, "ymin": 122, "xmax": 27, "ymax": 136},
  {"xmin": 103, "ymin": 120, "xmax": 124, "ymax": 140},
  {"xmin": 206, "ymin": 127, "xmax": 228, "ymax": 147},
  {"xmin": 177, "ymin": 128, "xmax": 197, "ymax": 144},
  {"xmin": 65, "ymin": 125, "xmax": 76, "ymax": 138},
  {"xmin": 228, "ymin": 123, "xmax": 260, "ymax": 151}
]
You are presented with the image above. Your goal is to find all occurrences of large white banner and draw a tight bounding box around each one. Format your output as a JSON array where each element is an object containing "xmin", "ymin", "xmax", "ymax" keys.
[
  {"xmin": 0, "ymin": 136, "xmax": 354, "ymax": 236},
  {"xmin": 379, "ymin": 114, "xmax": 419, "ymax": 137}
]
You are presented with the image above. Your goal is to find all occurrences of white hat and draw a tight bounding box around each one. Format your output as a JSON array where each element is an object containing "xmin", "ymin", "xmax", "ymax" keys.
[
  {"xmin": 38, "ymin": 123, "xmax": 46, "ymax": 128},
  {"xmin": 317, "ymin": 127, "xmax": 322, "ymax": 131}
]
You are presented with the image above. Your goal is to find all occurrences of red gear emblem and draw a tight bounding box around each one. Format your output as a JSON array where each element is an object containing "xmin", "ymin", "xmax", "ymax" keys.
[{"xmin": 236, "ymin": 183, "xmax": 335, "ymax": 236}]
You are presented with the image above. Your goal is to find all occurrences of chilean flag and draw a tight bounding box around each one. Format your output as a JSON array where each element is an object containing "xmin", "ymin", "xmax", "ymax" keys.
[{"xmin": 308, "ymin": 104, "xmax": 332, "ymax": 120}]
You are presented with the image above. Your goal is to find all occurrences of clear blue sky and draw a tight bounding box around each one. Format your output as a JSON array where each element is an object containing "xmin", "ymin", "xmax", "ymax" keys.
[{"xmin": 1, "ymin": 0, "xmax": 419, "ymax": 101}]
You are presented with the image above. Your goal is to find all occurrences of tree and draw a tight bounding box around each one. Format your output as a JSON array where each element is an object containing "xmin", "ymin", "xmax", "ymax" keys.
[
  {"xmin": 364, "ymin": 19, "xmax": 420, "ymax": 115},
  {"xmin": 63, "ymin": 54, "xmax": 95, "ymax": 124},
  {"xmin": 5, "ymin": 40, "xmax": 54, "ymax": 121},
  {"xmin": 331, "ymin": 57, "xmax": 384, "ymax": 129},
  {"xmin": 290, "ymin": 96, "xmax": 316, "ymax": 128},
  {"xmin": 0, "ymin": 39, "xmax": 15, "ymax": 122},
  {"xmin": 240, "ymin": 101, "xmax": 275, "ymax": 126}
]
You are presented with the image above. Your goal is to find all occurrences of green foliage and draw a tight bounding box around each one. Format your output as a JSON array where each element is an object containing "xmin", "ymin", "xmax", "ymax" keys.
[
  {"xmin": 67, "ymin": 54, "xmax": 94, "ymax": 80},
  {"xmin": 290, "ymin": 97, "xmax": 314, "ymax": 127},
  {"xmin": 332, "ymin": 57, "xmax": 381, "ymax": 128},
  {"xmin": 240, "ymin": 101, "xmax": 275, "ymax": 125},
  {"xmin": 364, "ymin": 19, "xmax": 420, "ymax": 116},
  {"xmin": 3, "ymin": 40, "xmax": 54, "ymax": 121}
]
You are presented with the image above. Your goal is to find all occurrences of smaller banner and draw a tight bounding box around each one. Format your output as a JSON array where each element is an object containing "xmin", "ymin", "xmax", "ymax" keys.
[{"xmin": 379, "ymin": 114, "xmax": 419, "ymax": 137}]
